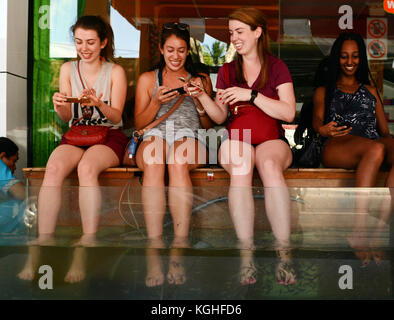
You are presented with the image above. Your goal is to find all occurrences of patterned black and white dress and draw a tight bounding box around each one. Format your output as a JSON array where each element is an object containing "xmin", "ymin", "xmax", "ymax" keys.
[{"xmin": 325, "ymin": 85, "xmax": 380, "ymax": 140}]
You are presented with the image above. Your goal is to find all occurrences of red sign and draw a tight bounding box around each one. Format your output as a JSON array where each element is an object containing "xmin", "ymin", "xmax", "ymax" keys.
[
  {"xmin": 367, "ymin": 18, "xmax": 387, "ymax": 38},
  {"xmin": 384, "ymin": 0, "xmax": 394, "ymax": 14},
  {"xmin": 368, "ymin": 39, "xmax": 386, "ymax": 59}
]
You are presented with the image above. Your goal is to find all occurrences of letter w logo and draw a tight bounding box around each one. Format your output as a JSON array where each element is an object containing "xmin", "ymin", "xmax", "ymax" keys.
[{"xmin": 384, "ymin": 0, "xmax": 394, "ymax": 13}]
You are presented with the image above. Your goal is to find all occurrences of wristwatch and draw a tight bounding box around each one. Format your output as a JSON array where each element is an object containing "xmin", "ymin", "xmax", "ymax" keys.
[{"xmin": 250, "ymin": 89, "xmax": 258, "ymax": 104}]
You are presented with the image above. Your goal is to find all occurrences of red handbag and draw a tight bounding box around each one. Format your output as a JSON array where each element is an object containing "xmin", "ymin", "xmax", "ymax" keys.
[
  {"xmin": 64, "ymin": 125, "xmax": 109, "ymax": 146},
  {"xmin": 63, "ymin": 61, "xmax": 109, "ymax": 147},
  {"xmin": 223, "ymin": 63, "xmax": 281, "ymax": 145}
]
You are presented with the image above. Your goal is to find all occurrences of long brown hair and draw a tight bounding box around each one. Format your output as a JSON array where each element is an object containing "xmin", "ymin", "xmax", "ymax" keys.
[
  {"xmin": 71, "ymin": 15, "xmax": 114, "ymax": 61},
  {"xmin": 228, "ymin": 7, "xmax": 272, "ymax": 89}
]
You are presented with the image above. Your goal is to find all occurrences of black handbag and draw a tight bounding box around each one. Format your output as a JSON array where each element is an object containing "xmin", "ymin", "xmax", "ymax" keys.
[{"xmin": 292, "ymin": 133, "xmax": 323, "ymax": 168}]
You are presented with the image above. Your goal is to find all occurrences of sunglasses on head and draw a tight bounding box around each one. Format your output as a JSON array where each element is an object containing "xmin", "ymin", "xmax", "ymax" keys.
[{"xmin": 162, "ymin": 22, "xmax": 190, "ymax": 31}]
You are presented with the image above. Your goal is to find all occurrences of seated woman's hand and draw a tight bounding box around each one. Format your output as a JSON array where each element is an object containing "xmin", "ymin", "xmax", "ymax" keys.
[
  {"xmin": 154, "ymin": 86, "xmax": 180, "ymax": 104},
  {"xmin": 52, "ymin": 92, "xmax": 69, "ymax": 112},
  {"xmin": 80, "ymin": 89, "xmax": 103, "ymax": 108},
  {"xmin": 185, "ymin": 77, "xmax": 205, "ymax": 98},
  {"xmin": 319, "ymin": 121, "xmax": 352, "ymax": 138},
  {"xmin": 221, "ymin": 87, "xmax": 254, "ymax": 105}
]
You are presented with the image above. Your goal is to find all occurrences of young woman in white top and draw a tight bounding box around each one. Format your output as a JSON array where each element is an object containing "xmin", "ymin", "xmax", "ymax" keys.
[{"xmin": 38, "ymin": 15, "xmax": 127, "ymax": 243}]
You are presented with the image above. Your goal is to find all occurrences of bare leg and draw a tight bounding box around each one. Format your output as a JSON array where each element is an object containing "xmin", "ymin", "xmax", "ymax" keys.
[
  {"xmin": 378, "ymin": 136, "xmax": 394, "ymax": 187},
  {"xmin": 323, "ymin": 136, "xmax": 387, "ymax": 264},
  {"xmin": 167, "ymin": 236, "xmax": 190, "ymax": 285},
  {"xmin": 17, "ymin": 246, "xmax": 40, "ymax": 281},
  {"xmin": 64, "ymin": 247, "xmax": 87, "ymax": 284},
  {"xmin": 77, "ymin": 145, "xmax": 119, "ymax": 235},
  {"xmin": 255, "ymin": 140, "xmax": 293, "ymax": 243},
  {"xmin": 237, "ymin": 239, "xmax": 257, "ymax": 286},
  {"xmin": 255, "ymin": 140, "xmax": 295, "ymax": 285},
  {"xmin": 145, "ymin": 237, "xmax": 166, "ymax": 287},
  {"xmin": 137, "ymin": 137, "xmax": 167, "ymax": 239},
  {"xmin": 219, "ymin": 139, "xmax": 255, "ymax": 241},
  {"xmin": 167, "ymin": 138, "xmax": 206, "ymax": 238},
  {"xmin": 38, "ymin": 145, "xmax": 84, "ymax": 236},
  {"xmin": 322, "ymin": 135, "xmax": 385, "ymax": 187},
  {"xmin": 219, "ymin": 139, "xmax": 256, "ymax": 285}
]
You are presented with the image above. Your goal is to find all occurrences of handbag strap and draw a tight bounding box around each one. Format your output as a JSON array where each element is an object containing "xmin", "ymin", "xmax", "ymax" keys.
[
  {"xmin": 224, "ymin": 63, "xmax": 230, "ymax": 88},
  {"xmin": 77, "ymin": 60, "xmax": 87, "ymax": 90},
  {"xmin": 135, "ymin": 95, "xmax": 185, "ymax": 137},
  {"xmin": 133, "ymin": 68, "xmax": 186, "ymax": 137}
]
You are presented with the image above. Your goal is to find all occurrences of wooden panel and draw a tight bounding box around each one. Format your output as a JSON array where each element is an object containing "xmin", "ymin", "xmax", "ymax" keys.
[{"xmin": 23, "ymin": 167, "xmax": 389, "ymax": 188}]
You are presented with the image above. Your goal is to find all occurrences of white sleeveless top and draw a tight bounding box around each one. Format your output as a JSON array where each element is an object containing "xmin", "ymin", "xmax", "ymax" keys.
[{"xmin": 69, "ymin": 60, "xmax": 122, "ymax": 128}]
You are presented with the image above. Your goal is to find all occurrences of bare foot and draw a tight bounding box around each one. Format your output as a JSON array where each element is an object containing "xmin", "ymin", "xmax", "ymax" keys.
[
  {"xmin": 276, "ymin": 249, "xmax": 296, "ymax": 285},
  {"xmin": 64, "ymin": 247, "xmax": 87, "ymax": 284},
  {"xmin": 239, "ymin": 262, "xmax": 257, "ymax": 286},
  {"xmin": 17, "ymin": 246, "xmax": 40, "ymax": 281},
  {"xmin": 167, "ymin": 257, "xmax": 186, "ymax": 285},
  {"xmin": 72, "ymin": 234, "xmax": 98, "ymax": 247},
  {"xmin": 146, "ymin": 268, "xmax": 165, "ymax": 287},
  {"xmin": 18, "ymin": 267, "xmax": 36, "ymax": 281},
  {"xmin": 28, "ymin": 234, "xmax": 56, "ymax": 246},
  {"xmin": 145, "ymin": 248, "xmax": 164, "ymax": 287}
]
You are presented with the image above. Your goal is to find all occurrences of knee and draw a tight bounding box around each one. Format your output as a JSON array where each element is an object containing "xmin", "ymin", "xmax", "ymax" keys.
[
  {"xmin": 77, "ymin": 160, "xmax": 99, "ymax": 181},
  {"xmin": 364, "ymin": 142, "xmax": 385, "ymax": 164},
  {"xmin": 44, "ymin": 162, "xmax": 69, "ymax": 185},
  {"xmin": 143, "ymin": 163, "xmax": 165, "ymax": 179},
  {"xmin": 168, "ymin": 163, "xmax": 189, "ymax": 177},
  {"xmin": 257, "ymin": 158, "xmax": 284, "ymax": 180},
  {"xmin": 258, "ymin": 157, "xmax": 282, "ymax": 175},
  {"xmin": 219, "ymin": 149, "xmax": 255, "ymax": 177}
]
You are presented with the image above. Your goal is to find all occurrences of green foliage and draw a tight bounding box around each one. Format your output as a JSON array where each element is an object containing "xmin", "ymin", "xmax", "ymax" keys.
[{"xmin": 203, "ymin": 41, "xmax": 227, "ymax": 66}]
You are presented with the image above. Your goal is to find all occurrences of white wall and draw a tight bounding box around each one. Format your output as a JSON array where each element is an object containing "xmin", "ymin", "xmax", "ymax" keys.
[
  {"xmin": 0, "ymin": 0, "xmax": 29, "ymax": 179},
  {"xmin": 0, "ymin": 0, "xmax": 8, "ymax": 137}
]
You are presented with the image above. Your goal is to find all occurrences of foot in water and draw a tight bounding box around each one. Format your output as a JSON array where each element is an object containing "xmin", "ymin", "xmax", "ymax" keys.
[
  {"xmin": 64, "ymin": 247, "xmax": 87, "ymax": 284},
  {"xmin": 239, "ymin": 262, "xmax": 257, "ymax": 286},
  {"xmin": 17, "ymin": 246, "xmax": 41, "ymax": 281},
  {"xmin": 72, "ymin": 234, "xmax": 98, "ymax": 247},
  {"xmin": 167, "ymin": 258, "xmax": 186, "ymax": 285},
  {"xmin": 276, "ymin": 249, "xmax": 296, "ymax": 285},
  {"xmin": 145, "ymin": 248, "xmax": 165, "ymax": 287},
  {"xmin": 146, "ymin": 268, "xmax": 165, "ymax": 287}
]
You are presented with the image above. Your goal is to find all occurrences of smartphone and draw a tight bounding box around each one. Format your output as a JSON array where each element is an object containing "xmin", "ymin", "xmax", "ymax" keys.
[
  {"xmin": 336, "ymin": 121, "xmax": 352, "ymax": 128},
  {"xmin": 163, "ymin": 87, "xmax": 186, "ymax": 95},
  {"xmin": 65, "ymin": 97, "xmax": 90, "ymax": 103}
]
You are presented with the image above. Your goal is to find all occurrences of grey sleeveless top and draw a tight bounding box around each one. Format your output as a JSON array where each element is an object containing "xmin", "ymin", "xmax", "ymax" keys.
[
  {"xmin": 144, "ymin": 70, "xmax": 202, "ymax": 143},
  {"xmin": 69, "ymin": 60, "xmax": 122, "ymax": 129}
]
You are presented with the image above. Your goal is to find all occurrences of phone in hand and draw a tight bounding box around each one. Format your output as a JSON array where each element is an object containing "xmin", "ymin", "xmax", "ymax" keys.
[
  {"xmin": 336, "ymin": 121, "xmax": 352, "ymax": 129},
  {"xmin": 163, "ymin": 87, "xmax": 186, "ymax": 95},
  {"xmin": 65, "ymin": 97, "xmax": 90, "ymax": 103}
]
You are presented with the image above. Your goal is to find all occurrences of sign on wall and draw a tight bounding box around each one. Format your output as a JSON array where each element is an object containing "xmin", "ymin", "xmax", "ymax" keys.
[{"xmin": 366, "ymin": 17, "xmax": 388, "ymax": 60}]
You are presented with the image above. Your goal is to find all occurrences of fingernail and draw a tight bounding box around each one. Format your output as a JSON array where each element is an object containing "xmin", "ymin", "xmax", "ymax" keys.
[{"xmin": 219, "ymin": 98, "xmax": 222, "ymax": 101}]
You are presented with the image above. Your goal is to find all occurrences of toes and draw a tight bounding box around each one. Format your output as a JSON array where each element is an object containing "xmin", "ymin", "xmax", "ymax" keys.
[{"xmin": 167, "ymin": 273, "xmax": 175, "ymax": 285}]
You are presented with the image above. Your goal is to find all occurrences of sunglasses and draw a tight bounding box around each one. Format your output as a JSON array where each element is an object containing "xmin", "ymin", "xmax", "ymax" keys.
[{"xmin": 162, "ymin": 22, "xmax": 190, "ymax": 31}]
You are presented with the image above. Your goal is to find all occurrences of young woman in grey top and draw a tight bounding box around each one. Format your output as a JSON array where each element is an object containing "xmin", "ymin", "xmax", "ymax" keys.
[
  {"xmin": 134, "ymin": 22, "xmax": 214, "ymax": 286},
  {"xmin": 134, "ymin": 23, "xmax": 214, "ymax": 239}
]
